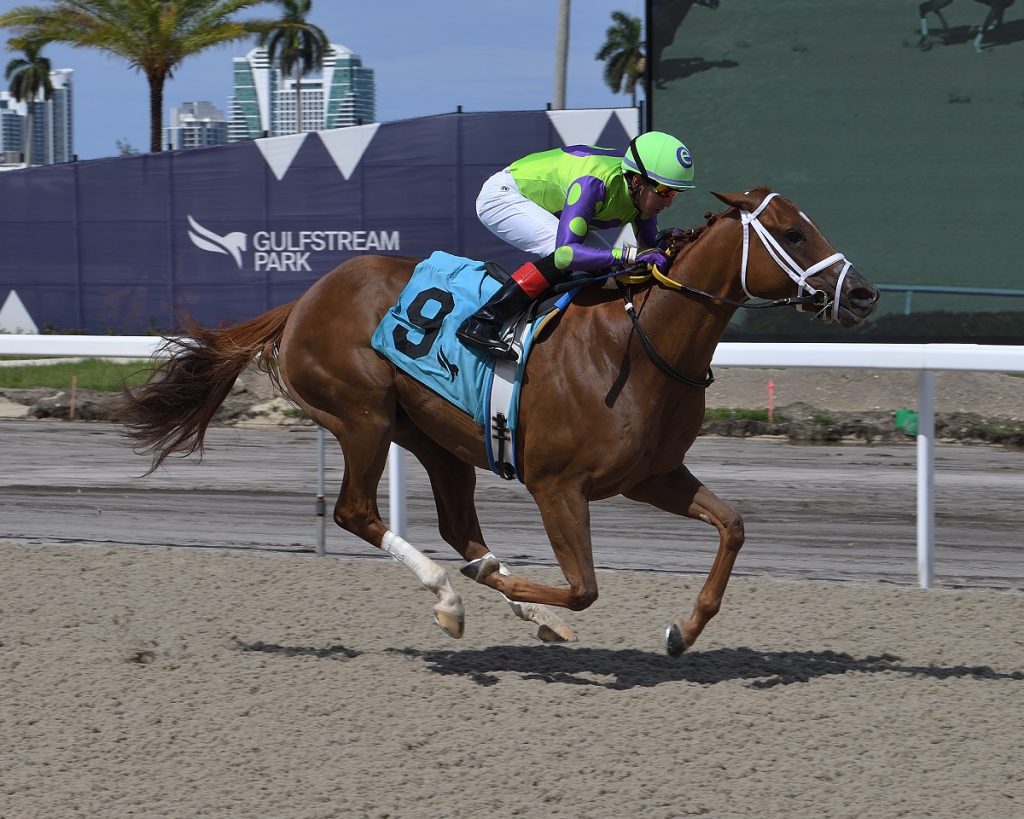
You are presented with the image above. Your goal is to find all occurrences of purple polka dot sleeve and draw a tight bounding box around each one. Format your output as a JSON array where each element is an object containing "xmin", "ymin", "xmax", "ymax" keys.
[{"xmin": 553, "ymin": 176, "xmax": 621, "ymax": 272}]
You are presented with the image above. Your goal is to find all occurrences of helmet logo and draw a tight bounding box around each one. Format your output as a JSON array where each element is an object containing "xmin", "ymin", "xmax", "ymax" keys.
[{"xmin": 677, "ymin": 146, "xmax": 693, "ymax": 169}]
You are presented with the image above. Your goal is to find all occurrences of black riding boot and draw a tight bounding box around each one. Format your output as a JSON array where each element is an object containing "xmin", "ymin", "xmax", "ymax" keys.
[
  {"xmin": 456, "ymin": 277, "xmax": 534, "ymax": 361},
  {"xmin": 457, "ymin": 255, "xmax": 561, "ymax": 360}
]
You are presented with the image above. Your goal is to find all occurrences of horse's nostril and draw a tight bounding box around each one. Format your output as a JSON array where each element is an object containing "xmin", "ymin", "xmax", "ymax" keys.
[{"xmin": 849, "ymin": 287, "xmax": 878, "ymax": 305}]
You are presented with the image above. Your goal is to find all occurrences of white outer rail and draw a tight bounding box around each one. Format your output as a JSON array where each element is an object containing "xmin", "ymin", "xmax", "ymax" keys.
[{"xmin": 5, "ymin": 336, "xmax": 1023, "ymax": 586}]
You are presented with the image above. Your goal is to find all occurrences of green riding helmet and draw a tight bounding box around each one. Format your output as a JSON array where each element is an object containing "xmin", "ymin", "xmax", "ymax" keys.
[{"xmin": 621, "ymin": 131, "xmax": 695, "ymax": 190}]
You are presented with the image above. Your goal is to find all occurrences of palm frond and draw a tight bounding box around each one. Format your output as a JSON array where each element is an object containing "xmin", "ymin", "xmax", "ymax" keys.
[{"xmin": 594, "ymin": 10, "xmax": 644, "ymax": 99}]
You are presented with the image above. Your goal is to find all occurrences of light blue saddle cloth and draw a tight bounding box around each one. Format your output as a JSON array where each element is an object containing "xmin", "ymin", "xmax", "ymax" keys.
[{"xmin": 370, "ymin": 251, "xmax": 504, "ymax": 423}]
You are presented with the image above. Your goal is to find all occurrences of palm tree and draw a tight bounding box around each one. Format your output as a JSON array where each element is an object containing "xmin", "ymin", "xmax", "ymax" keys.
[
  {"xmin": 0, "ymin": 0, "xmax": 278, "ymax": 154},
  {"xmin": 595, "ymin": 11, "xmax": 645, "ymax": 107},
  {"xmin": 4, "ymin": 42, "xmax": 53, "ymax": 165},
  {"xmin": 258, "ymin": 0, "xmax": 328, "ymax": 134}
]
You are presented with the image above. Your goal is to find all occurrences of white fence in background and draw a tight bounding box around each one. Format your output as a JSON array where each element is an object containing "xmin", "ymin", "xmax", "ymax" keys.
[{"xmin": 4, "ymin": 335, "xmax": 1023, "ymax": 588}]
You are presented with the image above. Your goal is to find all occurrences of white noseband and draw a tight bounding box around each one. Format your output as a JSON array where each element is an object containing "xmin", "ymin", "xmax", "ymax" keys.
[{"xmin": 740, "ymin": 192, "xmax": 852, "ymax": 322}]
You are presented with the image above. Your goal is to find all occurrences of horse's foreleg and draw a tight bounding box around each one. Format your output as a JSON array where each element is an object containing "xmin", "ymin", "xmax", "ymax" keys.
[
  {"xmin": 477, "ymin": 484, "xmax": 599, "ymax": 613},
  {"xmin": 400, "ymin": 429, "xmax": 576, "ymax": 642},
  {"xmin": 315, "ymin": 410, "xmax": 465, "ymax": 639},
  {"xmin": 624, "ymin": 465, "xmax": 744, "ymax": 656},
  {"xmin": 460, "ymin": 553, "xmax": 578, "ymax": 642}
]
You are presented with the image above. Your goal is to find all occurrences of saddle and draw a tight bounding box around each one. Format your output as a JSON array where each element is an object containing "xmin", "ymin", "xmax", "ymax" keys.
[{"xmin": 370, "ymin": 251, "xmax": 601, "ymax": 480}]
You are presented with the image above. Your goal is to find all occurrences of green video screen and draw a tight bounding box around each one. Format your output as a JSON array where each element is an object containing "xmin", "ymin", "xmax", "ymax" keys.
[{"xmin": 648, "ymin": 0, "xmax": 1024, "ymax": 343}]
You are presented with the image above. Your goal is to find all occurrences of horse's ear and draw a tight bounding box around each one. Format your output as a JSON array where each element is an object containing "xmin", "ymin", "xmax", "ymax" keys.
[{"xmin": 711, "ymin": 190, "xmax": 763, "ymax": 212}]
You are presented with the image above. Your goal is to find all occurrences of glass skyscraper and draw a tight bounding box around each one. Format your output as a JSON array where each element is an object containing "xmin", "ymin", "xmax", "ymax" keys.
[
  {"xmin": 0, "ymin": 68, "xmax": 73, "ymax": 167},
  {"xmin": 228, "ymin": 44, "xmax": 375, "ymax": 142},
  {"xmin": 0, "ymin": 96, "xmax": 24, "ymax": 164},
  {"xmin": 164, "ymin": 101, "xmax": 229, "ymax": 150}
]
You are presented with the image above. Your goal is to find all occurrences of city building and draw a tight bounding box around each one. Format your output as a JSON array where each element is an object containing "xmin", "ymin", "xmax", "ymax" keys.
[
  {"xmin": 0, "ymin": 67, "xmax": 73, "ymax": 169},
  {"xmin": 164, "ymin": 101, "xmax": 229, "ymax": 150},
  {"xmin": 228, "ymin": 43, "xmax": 375, "ymax": 141},
  {"xmin": 0, "ymin": 95, "xmax": 25, "ymax": 166}
]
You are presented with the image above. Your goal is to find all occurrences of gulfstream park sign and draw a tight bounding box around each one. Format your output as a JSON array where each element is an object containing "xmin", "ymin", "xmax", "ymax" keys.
[{"xmin": 187, "ymin": 215, "xmax": 401, "ymax": 272}]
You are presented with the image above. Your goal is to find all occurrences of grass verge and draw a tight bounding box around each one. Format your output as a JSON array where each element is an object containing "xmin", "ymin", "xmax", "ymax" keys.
[
  {"xmin": 702, "ymin": 407, "xmax": 780, "ymax": 423},
  {"xmin": 0, "ymin": 359, "xmax": 155, "ymax": 391}
]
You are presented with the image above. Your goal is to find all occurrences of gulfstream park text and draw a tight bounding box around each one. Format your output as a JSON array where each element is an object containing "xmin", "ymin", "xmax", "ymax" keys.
[{"xmin": 252, "ymin": 230, "xmax": 401, "ymax": 271}]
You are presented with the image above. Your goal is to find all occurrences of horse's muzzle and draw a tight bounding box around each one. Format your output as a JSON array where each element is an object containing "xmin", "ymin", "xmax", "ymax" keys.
[{"xmin": 834, "ymin": 267, "xmax": 880, "ymax": 327}]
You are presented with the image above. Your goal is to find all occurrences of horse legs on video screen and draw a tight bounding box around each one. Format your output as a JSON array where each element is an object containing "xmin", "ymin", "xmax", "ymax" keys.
[
  {"xmin": 623, "ymin": 464, "xmax": 744, "ymax": 656},
  {"xmin": 918, "ymin": 0, "xmax": 954, "ymax": 41},
  {"xmin": 973, "ymin": 0, "xmax": 1012, "ymax": 51}
]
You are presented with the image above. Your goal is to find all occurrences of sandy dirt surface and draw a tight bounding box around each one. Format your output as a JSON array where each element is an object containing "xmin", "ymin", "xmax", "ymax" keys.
[
  {"xmin": 2, "ymin": 543, "xmax": 1022, "ymax": 818},
  {"xmin": 708, "ymin": 368, "xmax": 1024, "ymax": 421},
  {"xmin": 707, "ymin": 367, "xmax": 1024, "ymax": 420},
  {"xmin": 3, "ymin": 368, "xmax": 1023, "ymax": 818}
]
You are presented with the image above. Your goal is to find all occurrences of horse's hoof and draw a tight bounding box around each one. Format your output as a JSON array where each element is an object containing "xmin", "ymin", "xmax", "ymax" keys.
[
  {"xmin": 433, "ymin": 610, "xmax": 464, "ymax": 639},
  {"xmin": 537, "ymin": 624, "xmax": 578, "ymax": 643},
  {"xmin": 665, "ymin": 623, "xmax": 687, "ymax": 657},
  {"xmin": 460, "ymin": 553, "xmax": 501, "ymax": 582}
]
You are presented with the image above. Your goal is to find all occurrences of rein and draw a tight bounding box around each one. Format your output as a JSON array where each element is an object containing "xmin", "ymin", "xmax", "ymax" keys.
[
  {"xmin": 622, "ymin": 284, "xmax": 715, "ymax": 388},
  {"xmin": 648, "ymin": 266, "xmax": 826, "ymax": 311},
  {"xmin": 617, "ymin": 191, "xmax": 853, "ymax": 387}
]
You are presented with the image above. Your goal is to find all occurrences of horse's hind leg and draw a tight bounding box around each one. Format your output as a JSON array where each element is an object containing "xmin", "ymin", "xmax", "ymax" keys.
[
  {"xmin": 973, "ymin": 4, "xmax": 1005, "ymax": 50},
  {"xmin": 624, "ymin": 464, "xmax": 745, "ymax": 657},
  {"xmin": 397, "ymin": 427, "xmax": 577, "ymax": 642},
  {"xmin": 311, "ymin": 409, "xmax": 466, "ymax": 639},
  {"xmin": 918, "ymin": 0, "xmax": 952, "ymax": 39}
]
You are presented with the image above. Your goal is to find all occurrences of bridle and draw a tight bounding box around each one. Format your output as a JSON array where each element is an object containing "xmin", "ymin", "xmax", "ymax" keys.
[
  {"xmin": 623, "ymin": 191, "xmax": 854, "ymax": 316},
  {"xmin": 618, "ymin": 191, "xmax": 855, "ymax": 388},
  {"xmin": 741, "ymin": 190, "xmax": 851, "ymax": 321},
  {"xmin": 738, "ymin": 192, "xmax": 853, "ymax": 323}
]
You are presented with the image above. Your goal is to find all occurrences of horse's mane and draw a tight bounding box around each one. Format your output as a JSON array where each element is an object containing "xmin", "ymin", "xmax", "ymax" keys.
[{"xmin": 663, "ymin": 185, "xmax": 775, "ymax": 261}]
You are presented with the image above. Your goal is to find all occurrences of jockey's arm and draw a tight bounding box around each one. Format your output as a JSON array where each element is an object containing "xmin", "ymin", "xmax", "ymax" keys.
[
  {"xmin": 552, "ymin": 175, "xmax": 637, "ymax": 273},
  {"xmin": 634, "ymin": 215, "xmax": 659, "ymax": 250}
]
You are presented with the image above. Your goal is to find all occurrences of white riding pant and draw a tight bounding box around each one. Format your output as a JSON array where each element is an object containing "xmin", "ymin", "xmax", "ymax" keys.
[{"xmin": 476, "ymin": 168, "xmax": 612, "ymax": 258}]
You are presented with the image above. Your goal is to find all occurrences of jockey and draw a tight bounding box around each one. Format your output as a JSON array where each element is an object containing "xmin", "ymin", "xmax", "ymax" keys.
[{"xmin": 456, "ymin": 130, "xmax": 696, "ymax": 360}]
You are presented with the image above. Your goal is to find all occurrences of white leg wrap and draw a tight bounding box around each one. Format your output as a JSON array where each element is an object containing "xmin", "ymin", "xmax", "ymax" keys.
[
  {"xmin": 382, "ymin": 530, "xmax": 463, "ymax": 635},
  {"xmin": 382, "ymin": 530, "xmax": 446, "ymax": 591}
]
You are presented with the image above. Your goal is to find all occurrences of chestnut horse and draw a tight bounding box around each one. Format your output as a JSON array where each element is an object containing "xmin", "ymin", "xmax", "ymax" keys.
[{"xmin": 119, "ymin": 188, "xmax": 879, "ymax": 656}]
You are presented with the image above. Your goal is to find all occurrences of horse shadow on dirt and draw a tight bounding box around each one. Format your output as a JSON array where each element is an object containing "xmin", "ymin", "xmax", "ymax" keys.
[{"xmin": 385, "ymin": 645, "xmax": 1024, "ymax": 690}]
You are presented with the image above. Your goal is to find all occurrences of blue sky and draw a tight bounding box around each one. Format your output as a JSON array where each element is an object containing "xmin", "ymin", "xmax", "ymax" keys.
[{"xmin": 0, "ymin": 0, "xmax": 643, "ymax": 160}]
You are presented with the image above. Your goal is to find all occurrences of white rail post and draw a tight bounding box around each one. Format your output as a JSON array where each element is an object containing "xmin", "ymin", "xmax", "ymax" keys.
[
  {"xmin": 388, "ymin": 443, "xmax": 407, "ymax": 537},
  {"xmin": 916, "ymin": 370, "xmax": 935, "ymax": 588}
]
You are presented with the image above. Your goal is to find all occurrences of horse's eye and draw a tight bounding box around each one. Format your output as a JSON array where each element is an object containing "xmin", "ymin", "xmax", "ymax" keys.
[{"xmin": 783, "ymin": 228, "xmax": 804, "ymax": 244}]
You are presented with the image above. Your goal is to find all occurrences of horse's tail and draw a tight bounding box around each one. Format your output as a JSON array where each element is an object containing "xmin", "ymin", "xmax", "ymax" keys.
[{"xmin": 118, "ymin": 302, "xmax": 296, "ymax": 474}]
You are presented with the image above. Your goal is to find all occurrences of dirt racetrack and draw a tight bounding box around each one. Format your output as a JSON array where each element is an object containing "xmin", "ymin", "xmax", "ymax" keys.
[
  {"xmin": 3, "ymin": 367, "xmax": 1023, "ymax": 817},
  {"xmin": 3, "ymin": 542, "xmax": 1022, "ymax": 818}
]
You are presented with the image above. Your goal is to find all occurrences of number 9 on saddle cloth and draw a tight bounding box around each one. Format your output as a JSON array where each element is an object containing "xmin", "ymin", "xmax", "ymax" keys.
[{"xmin": 371, "ymin": 250, "xmax": 579, "ymax": 480}]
